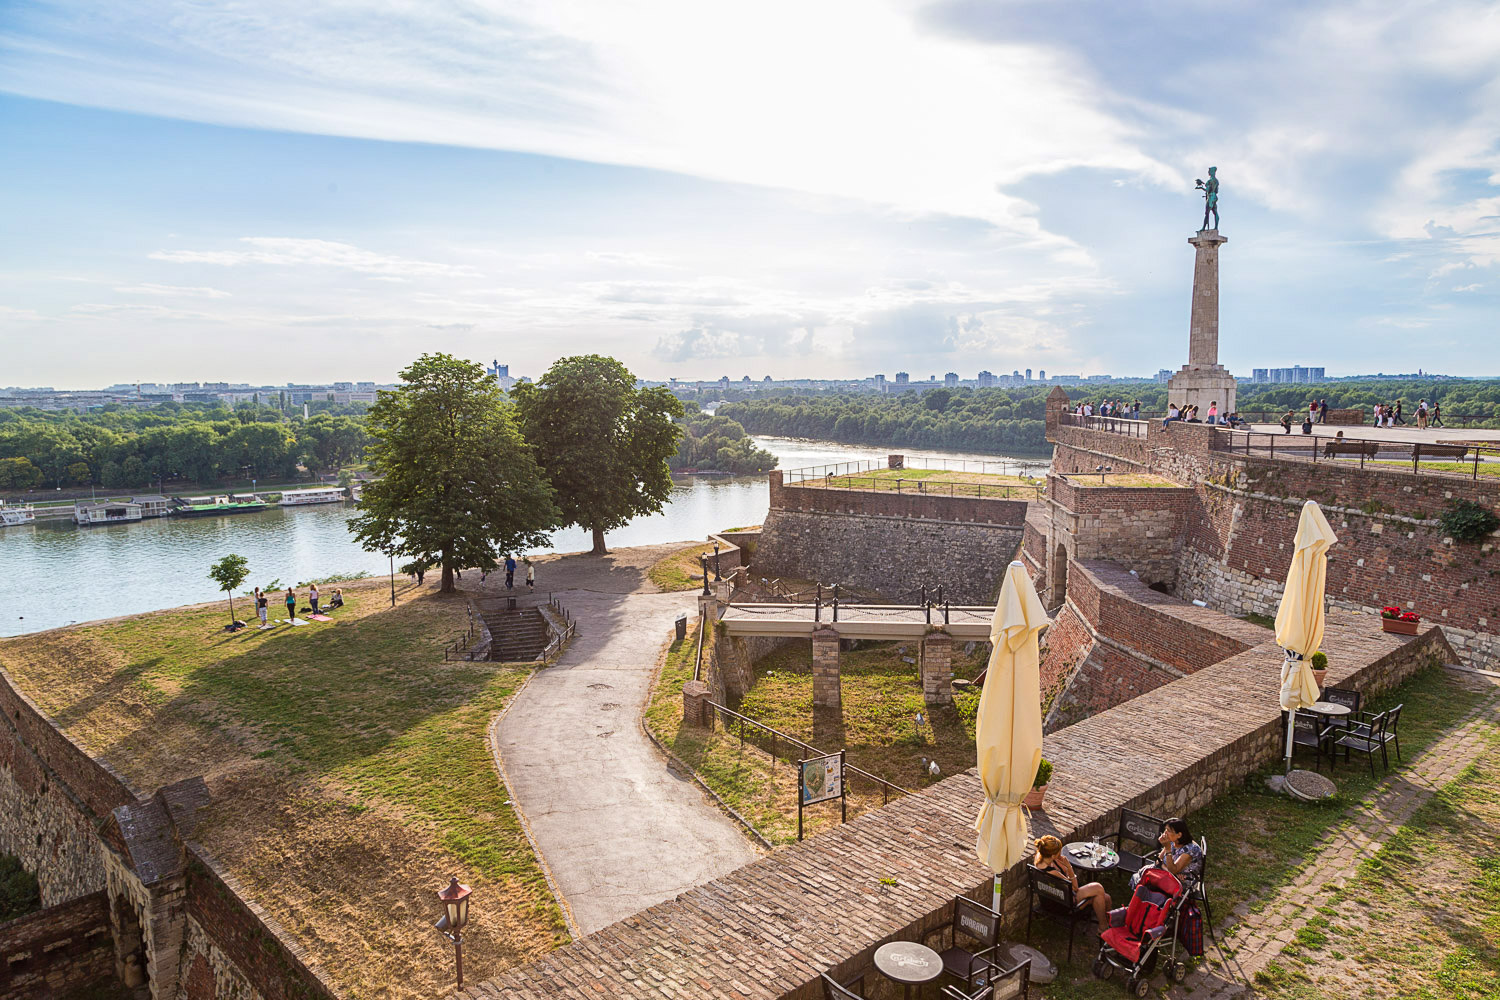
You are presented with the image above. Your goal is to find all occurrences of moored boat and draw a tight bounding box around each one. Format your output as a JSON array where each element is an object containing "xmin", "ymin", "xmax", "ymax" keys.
[
  {"xmin": 278, "ymin": 487, "xmax": 347, "ymax": 506},
  {"xmin": 1, "ymin": 500, "xmax": 36, "ymax": 527},
  {"xmin": 173, "ymin": 495, "xmax": 268, "ymax": 517}
]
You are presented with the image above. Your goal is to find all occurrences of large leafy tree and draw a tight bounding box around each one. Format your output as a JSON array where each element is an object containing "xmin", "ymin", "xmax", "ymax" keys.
[
  {"xmin": 513, "ymin": 355, "xmax": 683, "ymax": 554},
  {"xmin": 351, "ymin": 354, "xmax": 559, "ymax": 592}
]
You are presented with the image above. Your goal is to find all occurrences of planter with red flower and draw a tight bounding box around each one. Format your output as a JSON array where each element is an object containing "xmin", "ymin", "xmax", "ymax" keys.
[{"xmin": 1380, "ymin": 607, "xmax": 1420, "ymax": 635}]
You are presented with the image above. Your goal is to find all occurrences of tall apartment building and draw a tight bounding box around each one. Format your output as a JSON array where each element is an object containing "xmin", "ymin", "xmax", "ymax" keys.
[
  {"xmin": 976, "ymin": 370, "xmax": 996, "ymax": 388},
  {"xmin": 944, "ymin": 372, "xmax": 959, "ymax": 387}
]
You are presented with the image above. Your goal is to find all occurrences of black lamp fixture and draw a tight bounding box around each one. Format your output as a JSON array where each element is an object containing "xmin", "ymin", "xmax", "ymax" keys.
[
  {"xmin": 713, "ymin": 542, "xmax": 722, "ymax": 581},
  {"xmin": 1095, "ymin": 464, "xmax": 1113, "ymax": 484},
  {"xmin": 434, "ymin": 876, "xmax": 473, "ymax": 988},
  {"xmin": 700, "ymin": 553, "xmax": 711, "ymax": 596}
]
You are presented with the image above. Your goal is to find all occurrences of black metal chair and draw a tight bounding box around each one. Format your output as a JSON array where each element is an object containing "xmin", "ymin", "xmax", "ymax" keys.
[
  {"xmin": 1189, "ymin": 835, "xmax": 1219, "ymax": 948},
  {"xmin": 820, "ymin": 973, "xmax": 865, "ymax": 999},
  {"xmin": 1376, "ymin": 703, "xmax": 1404, "ymax": 762},
  {"xmin": 940, "ymin": 958, "xmax": 1031, "ymax": 1000},
  {"xmin": 1322, "ymin": 686, "xmax": 1361, "ymax": 716},
  {"xmin": 920, "ymin": 895, "xmax": 1003, "ymax": 990},
  {"xmin": 1100, "ymin": 807, "xmax": 1163, "ymax": 876},
  {"xmin": 1285, "ymin": 711, "xmax": 1338, "ymax": 771},
  {"xmin": 1334, "ymin": 710, "xmax": 1390, "ymax": 776},
  {"xmin": 1026, "ymin": 864, "xmax": 1091, "ymax": 961}
]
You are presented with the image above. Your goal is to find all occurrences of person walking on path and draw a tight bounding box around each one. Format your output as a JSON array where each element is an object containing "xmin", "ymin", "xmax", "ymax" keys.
[
  {"xmin": 526, "ymin": 559, "xmax": 535, "ymax": 592},
  {"xmin": 1281, "ymin": 410, "xmax": 1295, "ymax": 434},
  {"xmin": 1417, "ymin": 400, "xmax": 1429, "ymax": 430},
  {"xmin": 284, "ymin": 587, "xmax": 297, "ymax": 621},
  {"xmin": 1432, "ymin": 402, "xmax": 1444, "ymax": 427},
  {"xmin": 505, "ymin": 554, "xmax": 517, "ymax": 590},
  {"xmin": 309, "ymin": 583, "xmax": 320, "ymax": 615},
  {"xmin": 255, "ymin": 588, "xmax": 268, "ymax": 626},
  {"xmin": 1394, "ymin": 400, "xmax": 1405, "ymax": 425}
]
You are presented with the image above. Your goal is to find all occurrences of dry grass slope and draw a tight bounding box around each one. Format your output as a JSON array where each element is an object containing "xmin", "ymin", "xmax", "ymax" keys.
[{"xmin": 0, "ymin": 577, "xmax": 565, "ymax": 1000}]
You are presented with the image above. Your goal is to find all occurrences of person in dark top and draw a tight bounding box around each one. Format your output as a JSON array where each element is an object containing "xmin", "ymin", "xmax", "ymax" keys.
[{"xmin": 284, "ymin": 588, "xmax": 297, "ymax": 620}]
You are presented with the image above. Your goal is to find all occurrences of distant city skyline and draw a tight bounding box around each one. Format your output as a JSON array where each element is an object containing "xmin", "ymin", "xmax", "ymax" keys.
[{"xmin": 4, "ymin": 2, "xmax": 1500, "ymax": 385}]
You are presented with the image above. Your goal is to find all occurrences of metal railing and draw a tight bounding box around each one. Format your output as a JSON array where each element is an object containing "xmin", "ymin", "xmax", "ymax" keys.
[
  {"xmin": 703, "ymin": 700, "xmax": 910, "ymax": 806},
  {"xmin": 782, "ymin": 467, "xmax": 1042, "ymax": 500},
  {"xmin": 1059, "ymin": 412, "xmax": 1150, "ymax": 437},
  {"xmin": 540, "ymin": 597, "xmax": 576, "ymax": 660},
  {"xmin": 443, "ymin": 620, "xmax": 479, "ymax": 661},
  {"xmin": 1210, "ymin": 429, "xmax": 1500, "ymax": 481}
]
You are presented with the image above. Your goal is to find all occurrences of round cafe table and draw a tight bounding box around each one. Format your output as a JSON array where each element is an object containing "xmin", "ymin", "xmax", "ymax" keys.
[
  {"xmin": 1308, "ymin": 702, "xmax": 1352, "ymax": 718},
  {"xmin": 873, "ymin": 941, "xmax": 943, "ymax": 999},
  {"xmin": 1063, "ymin": 841, "xmax": 1119, "ymax": 873}
]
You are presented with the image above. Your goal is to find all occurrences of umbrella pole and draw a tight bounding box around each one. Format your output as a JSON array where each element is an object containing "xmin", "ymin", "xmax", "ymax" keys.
[{"xmin": 1284, "ymin": 707, "xmax": 1296, "ymax": 775}]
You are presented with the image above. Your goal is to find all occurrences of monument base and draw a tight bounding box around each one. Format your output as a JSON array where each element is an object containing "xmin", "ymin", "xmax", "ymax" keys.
[{"xmin": 1167, "ymin": 366, "xmax": 1237, "ymax": 418}]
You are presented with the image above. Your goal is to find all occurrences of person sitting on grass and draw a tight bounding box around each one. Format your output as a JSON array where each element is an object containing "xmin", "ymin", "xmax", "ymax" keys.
[
  {"xmin": 329, "ymin": 589, "xmax": 344, "ymax": 610},
  {"xmin": 1032, "ymin": 835, "xmax": 1113, "ymax": 933}
]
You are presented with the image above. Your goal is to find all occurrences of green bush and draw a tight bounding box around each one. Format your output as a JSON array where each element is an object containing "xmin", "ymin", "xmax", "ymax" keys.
[
  {"xmin": 1034, "ymin": 757, "xmax": 1054, "ymax": 788},
  {"xmin": 1310, "ymin": 651, "xmax": 1328, "ymax": 670},
  {"xmin": 1439, "ymin": 500, "xmax": 1500, "ymax": 543},
  {"xmin": 0, "ymin": 854, "xmax": 41, "ymax": 921}
]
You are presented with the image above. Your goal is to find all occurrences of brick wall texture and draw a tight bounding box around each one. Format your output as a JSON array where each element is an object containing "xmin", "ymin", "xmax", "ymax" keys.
[
  {"xmin": 0, "ymin": 891, "xmax": 116, "ymax": 1000},
  {"xmin": 469, "ymin": 614, "xmax": 1451, "ymax": 1000}
]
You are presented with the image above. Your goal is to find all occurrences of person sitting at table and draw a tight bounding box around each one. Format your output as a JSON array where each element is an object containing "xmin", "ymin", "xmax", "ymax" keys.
[
  {"xmin": 1032, "ymin": 835, "xmax": 1113, "ymax": 933},
  {"xmin": 1154, "ymin": 818, "xmax": 1204, "ymax": 884}
]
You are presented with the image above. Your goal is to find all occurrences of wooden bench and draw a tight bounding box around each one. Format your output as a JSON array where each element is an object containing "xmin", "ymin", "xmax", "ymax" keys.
[
  {"xmin": 1322, "ymin": 440, "xmax": 1380, "ymax": 458},
  {"xmin": 1414, "ymin": 443, "xmax": 1470, "ymax": 460}
]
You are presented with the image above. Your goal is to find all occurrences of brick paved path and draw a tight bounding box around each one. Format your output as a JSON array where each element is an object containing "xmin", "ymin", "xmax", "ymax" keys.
[{"xmin": 1178, "ymin": 672, "xmax": 1500, "ymax": 999}]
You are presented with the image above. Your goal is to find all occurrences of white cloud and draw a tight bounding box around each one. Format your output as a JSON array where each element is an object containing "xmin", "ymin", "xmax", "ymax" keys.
[
  {"xmin": 113, "ymin": 283, "xmax": 232, "ymax": 298},
  {"xmin": 148, "ymin": 238, "xmax": 477, "ymax": 277}
]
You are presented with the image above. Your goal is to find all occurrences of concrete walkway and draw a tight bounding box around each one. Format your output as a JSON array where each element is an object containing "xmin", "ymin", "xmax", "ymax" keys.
[{"xmin": 485, "ymin": 545, "xmax": 760, "ymax": 936}]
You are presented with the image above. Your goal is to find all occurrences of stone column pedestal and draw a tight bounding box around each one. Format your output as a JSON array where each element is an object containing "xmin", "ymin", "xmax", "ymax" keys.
[
  {"xmin": 921, "ymin": 631, "xmax": 953, "ymax": 705},
  {"xmin": 1168, "ymin": 229, "xmax": 1236, "ymax": 417},
  {"xmin": 682, "ymin": 680, "xmax": 712, "ymax": 728},
  {"xmin": 811, "ymin": 628, "xmax": 842, "ymax": 709}
]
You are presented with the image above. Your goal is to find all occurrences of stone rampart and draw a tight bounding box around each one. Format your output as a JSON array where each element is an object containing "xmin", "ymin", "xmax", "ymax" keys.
[
  {"xmin": 0, "ymin": 890, "xmax": 115, "ymax": 1000},
  {"xmin": 469, "ymin": 615, "xmax": 1450, "ymax": 1000},
  {"xmin": 756, "ymin": 473, "xmax": 1027, "ymax": 604}
]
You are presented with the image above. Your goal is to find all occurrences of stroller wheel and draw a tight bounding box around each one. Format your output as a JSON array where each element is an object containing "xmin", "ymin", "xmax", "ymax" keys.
[
  {"xmin": 1168, "ymin": 960, "xmax": 1188, "ymax": 983},
  {"xmin": 1131, "ymin": 976, "xmax": 1151, "ymax": 997},
  {"xmin": 1092, "ymin": 957, "xmax": 1112, "ymax": 980}
]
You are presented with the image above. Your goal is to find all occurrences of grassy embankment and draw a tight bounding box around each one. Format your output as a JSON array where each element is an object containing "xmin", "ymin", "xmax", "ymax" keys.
[
  {"xmin": 645, "ymin": 622, "xmax": 987, "ymax": 844},
  {"xmin": 0, "ymin": 578, "xmax": 565, "ymax": 1000},
  {"xmin": 1033, "ymin": 665, "xmax": 1494, "ymax": 999},
  {"xmin": 801, "ymin": 467, "xmax": 1043, "ymax": 498}
]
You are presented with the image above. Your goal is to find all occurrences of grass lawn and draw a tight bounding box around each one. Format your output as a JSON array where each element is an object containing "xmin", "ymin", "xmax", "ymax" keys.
[
  {"xmin": 0, "ymin": 578, "xmax": 565, "ymax": 1000},
  {"xmin": 1366, "ymin": 459, "xmax": 1500, "ymax": 478},
  {"xmin": 1250, "ymin": 726, "xmax": 1500, "ymax": 999},
  {"xmin": 648, "ymin": 542, "xmax": 713, "ymax": 591},
  {"xmin": 1029, "ymin": 665, "xmax": 1493, "ymax": 998},
  {"xmin": 645, "ymin": 626, "xmax": 988, "ymax": 844},
  {"xmin": 800, "ymin": 467, "xmax": 1044, "ymax": 499},
  {"xmin": 1066, "ymin": 473, "xmax": 1181, "ymax": 488}
]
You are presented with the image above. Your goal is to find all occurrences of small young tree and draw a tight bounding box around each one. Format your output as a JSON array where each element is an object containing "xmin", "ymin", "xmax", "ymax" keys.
[{"xmin": 208, "ymin": 554, "xmax": 250, "ymax": 625}]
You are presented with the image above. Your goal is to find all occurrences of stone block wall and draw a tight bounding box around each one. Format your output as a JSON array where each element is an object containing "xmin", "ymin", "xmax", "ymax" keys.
[
  {"xmin": 755, "ymin": 508, "xmax": 1024, "ymax": 604},
  {"xmin": 767, "ymin": 471, "xmax": 1031, "ymax": 528},
  {"xmin": 0, "ymin": 668, "xmax": 138, "ymax": 905},
  {"xmin": 1046, "ymin": 477, "xmax": 1196, "ymax": 592},
  {"xmin": 183, "ymin": 849, "xmax": 337, "ymax": 1000},
  {"xmin": 0, "ymin": 891, "xmax": 116, "ymax": 1000}
]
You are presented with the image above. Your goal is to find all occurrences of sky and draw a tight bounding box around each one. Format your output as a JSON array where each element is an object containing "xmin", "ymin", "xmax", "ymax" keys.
[{"xmin": 3, "ymin": 0, "xmax": 1500, "ymax": 388}]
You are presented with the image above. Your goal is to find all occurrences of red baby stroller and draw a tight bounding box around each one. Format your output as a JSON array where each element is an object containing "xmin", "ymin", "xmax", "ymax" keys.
[{"xmin": 1091, "ymin": 867, "xmax": 1190, "ymax": 996}]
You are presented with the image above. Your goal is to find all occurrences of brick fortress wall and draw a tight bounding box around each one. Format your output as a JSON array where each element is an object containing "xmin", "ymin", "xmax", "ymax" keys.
[
  {"xmin": 754, "ymin": 471, "xmax": 1027, "ymax": 604},
  {"xmin": 0, "ymin": 665, "xmax": 338, "ymax": 1000},
  {"xmin": 1041, "ymin": 401, "xmax": 1500, "ymax": 669}
]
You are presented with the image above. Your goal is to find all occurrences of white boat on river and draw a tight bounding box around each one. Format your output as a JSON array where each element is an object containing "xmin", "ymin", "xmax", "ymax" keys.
[{"xmin": 278, "ymin": 487, "xmax": 347, "ymax": 506}]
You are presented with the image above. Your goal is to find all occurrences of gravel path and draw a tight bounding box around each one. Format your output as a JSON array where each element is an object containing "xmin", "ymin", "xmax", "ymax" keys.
[{"xmin": 483, "ymin": 544, "xmax": 760, "ymax": 936}]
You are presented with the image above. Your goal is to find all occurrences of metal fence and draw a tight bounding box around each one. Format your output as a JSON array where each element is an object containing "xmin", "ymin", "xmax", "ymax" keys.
[
  {"xmin": 1059, "ymin": 412, "xmax": 1150, "ymax": 437},
  {"xmin": 703, "ymin": 700, "xmax": 910, "ymax": 806},
  {"xmin": 1210, "ymin": 429, "xmax": 1500, "ymax": 481},
  {"xmin": 781, "ymin": 462, "xmax": 1042, "ymax": 500}
]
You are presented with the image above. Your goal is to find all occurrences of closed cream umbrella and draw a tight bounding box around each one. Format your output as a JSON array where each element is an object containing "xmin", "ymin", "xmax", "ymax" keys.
[
  {"xmin": 974, "ymin": 561, "xmax": 1048, "ymax": 910},
  {"xmin": 1274, "ymin": 500, "xmax": 1337, "ymax": 774}
]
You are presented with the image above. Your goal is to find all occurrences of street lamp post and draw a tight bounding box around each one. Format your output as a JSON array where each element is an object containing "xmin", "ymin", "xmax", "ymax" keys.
[
  {"xmin": 713, "ymin": 542, "xmax": 721, "ymax": 582},
  {"xmin": 389, "ymin": 552, "xmax": 396, "ymax": 607},
  {"xmin": 700, "ymin": 554, "xmax": 710, "ymax": 596},
  {"xmin": 434, "ymin": 876, "xmax": 473, "ymax": 989}
]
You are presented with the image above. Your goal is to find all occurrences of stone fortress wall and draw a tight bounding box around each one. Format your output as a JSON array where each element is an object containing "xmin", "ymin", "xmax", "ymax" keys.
[
  {"xmin": 0, "ymin": 665, "xmax": 337, "ymax": 1000},
  {"xmin": 753, "ymin": 470, "xmax": 1027, "ymax": 604}
]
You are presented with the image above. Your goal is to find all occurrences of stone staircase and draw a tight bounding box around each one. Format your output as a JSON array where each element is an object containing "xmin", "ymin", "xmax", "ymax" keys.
[{"xmin": 482, "ymin": 607, "xmax": 551, "ymax": 662}]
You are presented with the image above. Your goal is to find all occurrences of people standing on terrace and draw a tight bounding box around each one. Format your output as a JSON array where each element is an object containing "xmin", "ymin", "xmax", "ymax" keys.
[
  {"xmin": 1394, "ymin": 400, "xmax": 1405, "ymax": 426},
  {"xmin": 1417, "ymin": 399, "xmax": 1429, "ymax": 429}
]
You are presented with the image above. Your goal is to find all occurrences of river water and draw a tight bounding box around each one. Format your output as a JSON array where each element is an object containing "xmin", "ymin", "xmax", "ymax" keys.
[{"xmin": 0, "ymin": 438, "xmax": 1047, "ymax": 636}]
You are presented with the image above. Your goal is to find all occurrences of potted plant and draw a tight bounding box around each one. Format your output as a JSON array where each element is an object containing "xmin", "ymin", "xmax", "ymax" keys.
[
  {"xmin": 1380, "ymin": 607, "xmax": 1420, "ymax": 635},
  {"xmin": 1024, "ymin": 757, "xmax": 1052, "ymax": 810},
  {"xmin": 1309, "ymin": 650, "xmax": 1328, "ymax": 688}
]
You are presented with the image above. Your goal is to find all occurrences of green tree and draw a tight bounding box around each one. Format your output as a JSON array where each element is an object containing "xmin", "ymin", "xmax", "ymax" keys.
[
  {"xmin": 208, "ymin": 554, "xmax": 250, "ymax": 625},
  {"xmin": 513, "ymin": 355, "xmax": 684, "ymax": 554},
  {"xmin": 351, "ymin": 353, "xmax": 559, "ymax": 592},
  {"xmin": 0, "ymin": 456, "xmax": 42, "ymax": 489}
]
